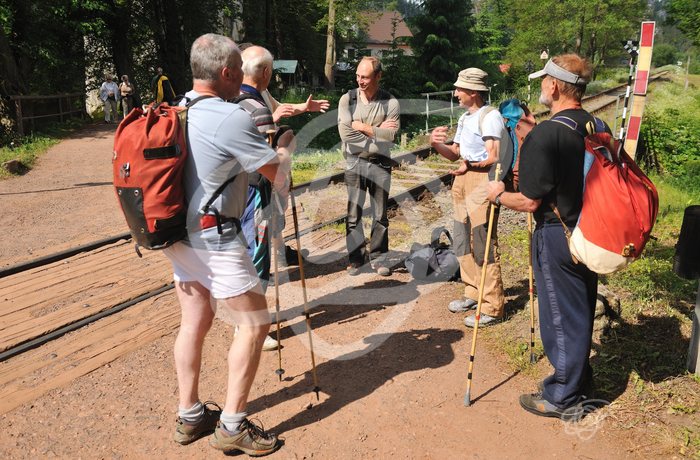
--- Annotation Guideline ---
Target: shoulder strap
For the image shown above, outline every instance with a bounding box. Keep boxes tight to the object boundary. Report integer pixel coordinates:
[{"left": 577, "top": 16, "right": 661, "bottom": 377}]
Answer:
[
  {"left": 232, "top": 92, "right": 264, "bottom": 105},
  {"left": 478, "top": 105, "right": 497, "bottom": 136},
  {"left": 348, "top": 88, "right": 358, "bottom": 119},
  {"left": 178, "top": 95, "right": 238, "bottom": 223},
  {"left": 551, "top": 114, "right": 605, "bottom": 137}
]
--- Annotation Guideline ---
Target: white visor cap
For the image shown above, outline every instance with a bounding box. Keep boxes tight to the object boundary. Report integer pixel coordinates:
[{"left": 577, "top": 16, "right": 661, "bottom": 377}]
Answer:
[{"left": 528, "top": 59, "right": 588, "bottom": 85}]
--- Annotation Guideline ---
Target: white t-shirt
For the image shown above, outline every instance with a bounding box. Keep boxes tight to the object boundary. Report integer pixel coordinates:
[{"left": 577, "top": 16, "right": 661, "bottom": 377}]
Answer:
[
  {"left": 454, "top": 106, "right": 504, "bottom": 162},
  {"left": 181, "top": 91, "right": 277, "bottom": 251}
]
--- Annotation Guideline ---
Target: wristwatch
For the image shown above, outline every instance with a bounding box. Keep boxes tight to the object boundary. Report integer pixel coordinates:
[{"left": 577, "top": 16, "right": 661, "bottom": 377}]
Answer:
[{"left": 495, "top": 191, "right": 504, "bottom": 206}]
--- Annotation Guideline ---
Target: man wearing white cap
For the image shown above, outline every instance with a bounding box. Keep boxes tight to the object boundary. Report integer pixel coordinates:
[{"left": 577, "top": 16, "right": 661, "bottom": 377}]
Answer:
[
  {"left": 487, "top": 54, "right": 609, "bottom": 418},
  {"left": 430, "top": 67, "right": 506, "bottom": 327}
]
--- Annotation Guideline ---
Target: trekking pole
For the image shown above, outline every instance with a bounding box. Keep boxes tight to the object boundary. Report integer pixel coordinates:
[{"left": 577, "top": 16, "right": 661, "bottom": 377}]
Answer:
[
  {"left": 288, "top": 173, "right": 321, "bottom": 400},
  {"left": 527, "top": 212, "right": 536, "bottom": 364},
  {"left": 464, "top": 164, "right": 501, "bottom": 407},
  {"left": 266, "top": 130, "right": 285, "bottom": 381},
  {"left": 271, "top": 210, "right": 285, "bottom": 381}
]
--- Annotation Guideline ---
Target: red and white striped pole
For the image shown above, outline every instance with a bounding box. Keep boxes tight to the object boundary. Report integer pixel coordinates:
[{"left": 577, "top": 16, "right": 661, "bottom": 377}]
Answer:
[{"left": 624, "top": 21, "right": 656, "bottom": 159}]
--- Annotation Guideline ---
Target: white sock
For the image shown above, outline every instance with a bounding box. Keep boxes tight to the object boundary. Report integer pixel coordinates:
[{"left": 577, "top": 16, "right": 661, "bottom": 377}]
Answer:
[
  {"left": 178, "top": 401, "right": 204, "bottom": 423},
  {"left": 220, "top": 411, "right": 247, "bottom": 433}
]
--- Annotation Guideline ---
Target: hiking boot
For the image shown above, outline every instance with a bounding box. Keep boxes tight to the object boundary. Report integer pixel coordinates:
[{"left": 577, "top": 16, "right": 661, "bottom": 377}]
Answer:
[
  {"left": 464, "top": 313, "right": 500, "bottom": 328},
  {"left": 283, "top": 245, "right": 308, "bottom": 266},
  {"left": 347, "top": 262, "right": 363, "bottom": 276},
  {"left": 262, "top": 335, "right": 279, "bottom": 352},
  {"left": 173, "top": 401, "right": 222, "bottom": 445},
  {"left": 376, "top": 265, "right": 391, "bottom": 276},
  {"left": 519, "top": 393, "right": 584, "bottom": 420},
  {"left": 209, "top": 419, "right": 280, "bottom": 456},
  {"left": 371, "top": 261, "right": 391, "bottom": 276},
  {"left": 537, "top": 379, "right": 596, "bottom": 399},
  {"left": 448, "top": 298, "right": 477, "bottom": 313}
]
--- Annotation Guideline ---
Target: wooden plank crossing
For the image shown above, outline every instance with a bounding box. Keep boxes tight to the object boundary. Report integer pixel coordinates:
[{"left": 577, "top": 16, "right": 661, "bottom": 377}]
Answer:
[{"left": 0, "top": 241, "right": 172, "bottom": 353}]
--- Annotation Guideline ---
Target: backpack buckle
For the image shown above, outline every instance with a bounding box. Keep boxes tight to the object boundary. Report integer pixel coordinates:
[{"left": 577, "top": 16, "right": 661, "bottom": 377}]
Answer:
[{"left": 119, "top": 162, "right": 130, "bottom": 178}]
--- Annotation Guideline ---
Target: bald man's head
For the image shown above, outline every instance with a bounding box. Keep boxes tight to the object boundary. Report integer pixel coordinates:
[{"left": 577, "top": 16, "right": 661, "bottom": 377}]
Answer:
[{"left": 241, "top": 45, "right": 273, "bottom": 89}]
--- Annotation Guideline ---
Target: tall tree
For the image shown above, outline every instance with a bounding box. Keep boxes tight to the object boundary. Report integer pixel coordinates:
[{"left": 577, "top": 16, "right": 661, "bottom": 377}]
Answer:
[
  {"left": 504, "top": 0, "right": 645, "bottom": 79},
  {"left": 667, "top": 0, "right": 700, "bottom": 47},
  {"left": 410, "top": 0, "right": 477, "bottom": 91}
]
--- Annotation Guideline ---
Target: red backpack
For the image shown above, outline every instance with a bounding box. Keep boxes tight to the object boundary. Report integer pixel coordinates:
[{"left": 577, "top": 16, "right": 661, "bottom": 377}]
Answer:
[
  {"left": 112, "top": 97, "right": 213, "bottom": 252},
  {"left": 551, "top": 116, "right": 659, "bottom": 274}
]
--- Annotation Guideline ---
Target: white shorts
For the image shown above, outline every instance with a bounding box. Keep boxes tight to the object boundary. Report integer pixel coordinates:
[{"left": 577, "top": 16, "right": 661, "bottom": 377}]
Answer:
[{"left": 163, "top": 241, "right": 261, "bottom": 299}]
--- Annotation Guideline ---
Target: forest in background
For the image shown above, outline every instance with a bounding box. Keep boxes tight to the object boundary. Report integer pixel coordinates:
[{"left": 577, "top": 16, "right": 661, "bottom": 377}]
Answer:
[{"left": 0, "top": 0, "right": 698, "bottom": 131}]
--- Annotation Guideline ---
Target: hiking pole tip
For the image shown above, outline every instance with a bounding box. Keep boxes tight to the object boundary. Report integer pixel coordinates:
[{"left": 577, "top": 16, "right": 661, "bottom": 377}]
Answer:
[
  {"left": 464, "top": 390, "right": 472, "bottom": 407},
  {"left": 530, "top": 353, "right": 537, "bottom": 364},
  {"left": 275, "top": 368, "right": 285, "bottom": 381},
  {"left": 313, "top": 386, "right": 321, "bottom": 401}
]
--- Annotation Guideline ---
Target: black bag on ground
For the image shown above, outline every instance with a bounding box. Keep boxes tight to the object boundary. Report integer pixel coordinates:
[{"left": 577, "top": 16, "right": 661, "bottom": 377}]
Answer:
[{"left": 405, "top": 226, "right": 460, "bottom": 281}]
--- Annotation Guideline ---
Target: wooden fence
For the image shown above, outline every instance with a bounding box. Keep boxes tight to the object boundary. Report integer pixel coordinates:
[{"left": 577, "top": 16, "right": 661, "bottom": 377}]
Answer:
[{"left": 8, "top": 93, "right": 86, "bottom": 137}]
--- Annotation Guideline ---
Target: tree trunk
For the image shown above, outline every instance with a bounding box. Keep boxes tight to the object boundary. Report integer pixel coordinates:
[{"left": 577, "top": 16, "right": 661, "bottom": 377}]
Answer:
[
  {"left": 323, "top": 0, "right": 336, "bottom": 90},
  {"left": 150, "top": 0, "right": 188, "bottom": 95},
  {"left": 0, "top": 28, "right": 26, "bottom": 95},
  {"left": 107, "top": 1, "right": 134, "bottom": 84},
  {"left": 575, "top": 7, "right": 585, "bottom": 54}
]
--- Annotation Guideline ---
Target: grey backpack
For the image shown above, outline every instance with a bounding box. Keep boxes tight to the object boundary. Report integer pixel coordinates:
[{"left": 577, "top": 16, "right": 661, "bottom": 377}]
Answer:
[{"left": 405, "top": 226, "right": 460, "bottom": 282}]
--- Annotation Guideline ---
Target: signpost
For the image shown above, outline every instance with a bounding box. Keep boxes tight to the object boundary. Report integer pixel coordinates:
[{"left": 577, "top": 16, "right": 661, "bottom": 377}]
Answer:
[{"left": 623, "top": 21, "right": 655, "bottom": 159}]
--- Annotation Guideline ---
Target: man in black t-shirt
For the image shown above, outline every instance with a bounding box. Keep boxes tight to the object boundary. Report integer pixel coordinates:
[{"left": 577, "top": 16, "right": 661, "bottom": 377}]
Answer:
[{"left": 486, "top": 54, "right": 607, "bottom": 419}]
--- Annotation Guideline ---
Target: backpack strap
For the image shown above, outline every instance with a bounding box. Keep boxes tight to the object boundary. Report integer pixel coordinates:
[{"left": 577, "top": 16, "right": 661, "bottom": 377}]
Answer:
[
  {"left": 348, "top": 88, "right": 358, "bottom": 120},
  {"left": 180, "top": 95, "right": 241, "bottom": 234},
  {"left": 551, "top": 114, "right": 605, "bottom": 136},
  {"left": 548, "top": 112, "right": 605, "bottom": 265},
  {"left": 232, "top": 91, "right": 265, "bottom": 105},
  {"left": 430, "top": 226, "right": 453, "bottom": 248},
  {"left": 478, "top": 105, "right": 497, "bottom": 137}
]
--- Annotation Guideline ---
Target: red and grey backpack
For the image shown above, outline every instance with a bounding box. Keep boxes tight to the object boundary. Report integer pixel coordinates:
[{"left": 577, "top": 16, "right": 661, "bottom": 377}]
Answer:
[
  {"left": 112, "top": 96, "right": 235, "bottom": 254},
  {"left": 550, "top": 115, "right": 659, "bottom": 274}
]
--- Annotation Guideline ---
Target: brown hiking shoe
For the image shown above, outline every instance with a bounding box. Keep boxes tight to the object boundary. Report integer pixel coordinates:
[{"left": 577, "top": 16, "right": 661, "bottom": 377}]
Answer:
[
  {"left": 173, "top": 401, "right": 222, "bottom": 445},
  {"left": 209, "top": 418, "right": 280, "bottom": 456}
]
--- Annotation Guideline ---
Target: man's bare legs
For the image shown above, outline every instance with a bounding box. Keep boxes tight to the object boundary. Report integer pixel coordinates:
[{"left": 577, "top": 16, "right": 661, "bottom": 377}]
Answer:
[
  {"left": 173, "top": 280, "right": 270, "bottom": 413},
  {"left": 174, "top": 280, "right": 215, "bottom": 409},
  {"left": 220, "top": 289, "right": 270, "bottom": 413}
]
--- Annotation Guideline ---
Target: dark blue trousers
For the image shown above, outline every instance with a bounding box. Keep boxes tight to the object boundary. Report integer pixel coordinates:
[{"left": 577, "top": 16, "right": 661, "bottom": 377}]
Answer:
[{"left": 533, "top": 224, "right": 598, "bottom": 408}]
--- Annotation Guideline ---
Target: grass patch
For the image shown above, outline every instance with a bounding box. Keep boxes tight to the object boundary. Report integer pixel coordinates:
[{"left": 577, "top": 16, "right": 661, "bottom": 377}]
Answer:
[
  {"left": 0, "top": 136, "right": 59, "bottom": 178},
  {"left": 0, "top": 118, "right": 89, "bottom": 179},
  {"left": 291, "top": 149, "right": 344, "bottom": 184}
]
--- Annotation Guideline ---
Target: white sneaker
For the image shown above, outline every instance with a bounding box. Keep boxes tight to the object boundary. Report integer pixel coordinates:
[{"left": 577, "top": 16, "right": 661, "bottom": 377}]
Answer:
[{"left": 262, "top": 335, "right": 280, "bottom": 351}]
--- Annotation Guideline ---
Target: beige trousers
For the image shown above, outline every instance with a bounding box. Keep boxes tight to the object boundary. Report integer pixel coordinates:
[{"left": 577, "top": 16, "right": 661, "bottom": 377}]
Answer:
[{"left": 451, "top": 170, "right": 505, "bottom": 318}]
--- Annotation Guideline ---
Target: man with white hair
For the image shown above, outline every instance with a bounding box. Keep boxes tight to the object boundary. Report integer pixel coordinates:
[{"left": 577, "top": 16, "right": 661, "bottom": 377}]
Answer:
[
  {"left": 164, "top": 33, "right": 293, "bottom": 456},
  {"left": 235, "top": 45, "right": 284, "bottom": 352}
]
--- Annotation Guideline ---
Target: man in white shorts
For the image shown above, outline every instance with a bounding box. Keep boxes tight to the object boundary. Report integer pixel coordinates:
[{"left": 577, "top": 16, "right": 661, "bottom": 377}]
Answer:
[
  {"left": 430, "top": 68, "right": 506, "bottom": 327},
  {"left": 164, "top": 33, "right": 294, "bottom": 456}
]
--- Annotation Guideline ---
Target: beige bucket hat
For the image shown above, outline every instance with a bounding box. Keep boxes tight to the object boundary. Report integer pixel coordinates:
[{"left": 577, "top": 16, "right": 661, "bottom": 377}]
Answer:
[{"left": 453, "top": 68, "right": 489, "bottom": 91}]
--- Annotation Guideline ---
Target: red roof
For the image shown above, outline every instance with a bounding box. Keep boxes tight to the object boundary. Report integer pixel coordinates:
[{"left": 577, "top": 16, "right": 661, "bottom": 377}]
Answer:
[{"left": 364, "top": 11, "right": 413, "bottom": 45}]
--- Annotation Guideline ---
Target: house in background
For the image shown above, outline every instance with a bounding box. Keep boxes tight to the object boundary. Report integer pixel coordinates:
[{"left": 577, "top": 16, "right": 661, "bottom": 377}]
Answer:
[{"left": 342, "top": 10, "right": 413, "bottom": 63}]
